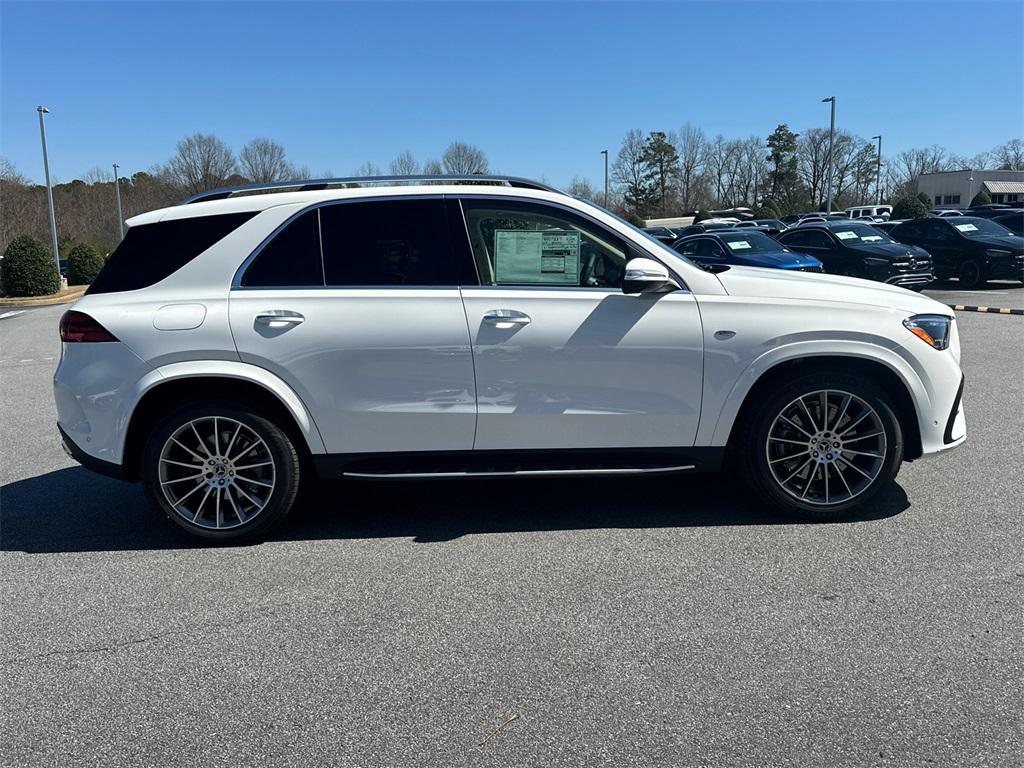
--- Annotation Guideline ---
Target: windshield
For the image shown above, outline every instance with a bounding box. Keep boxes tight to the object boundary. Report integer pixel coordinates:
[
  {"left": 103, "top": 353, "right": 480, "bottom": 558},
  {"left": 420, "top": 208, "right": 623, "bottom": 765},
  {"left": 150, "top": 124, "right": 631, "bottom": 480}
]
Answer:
[
  {"left": 717, "top": 231, "right": 787, "bottom": 254},
  {"left": 952, "top": 218, "right": 1015, "bottom": 238},
  {"left": 830, "top": 223, "right": 894, "bottom": 245}
]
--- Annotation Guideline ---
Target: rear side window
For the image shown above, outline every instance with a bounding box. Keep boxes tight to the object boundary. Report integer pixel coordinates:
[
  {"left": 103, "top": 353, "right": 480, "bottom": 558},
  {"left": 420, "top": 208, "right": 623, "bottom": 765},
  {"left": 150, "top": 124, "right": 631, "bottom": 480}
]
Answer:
[
  {"left": 320, "top": 199, "right": 471, "bottom": 286},
  {"left": 242, "top": 211, "right": 323, "bottom": 287},
  {"left": 87, "top": 212, "right": 256, "bottom": 294}
]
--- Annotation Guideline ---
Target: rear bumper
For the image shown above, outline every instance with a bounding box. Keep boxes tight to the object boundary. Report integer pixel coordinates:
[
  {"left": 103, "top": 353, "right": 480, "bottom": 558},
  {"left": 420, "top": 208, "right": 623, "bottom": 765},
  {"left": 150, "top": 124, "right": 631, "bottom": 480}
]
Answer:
[{"left": 58, "top": 423, "right": 127, "bottom": 480}]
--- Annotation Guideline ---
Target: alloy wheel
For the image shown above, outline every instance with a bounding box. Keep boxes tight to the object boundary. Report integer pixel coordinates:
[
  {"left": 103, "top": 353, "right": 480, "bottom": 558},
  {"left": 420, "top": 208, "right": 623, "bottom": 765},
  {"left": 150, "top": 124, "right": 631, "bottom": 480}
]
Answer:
[
  {"left": 157, "top": 416, "right": 276, "bottom": 530},
  {"left": 765, "top": 389, "right": 886, "bottom": 506}
]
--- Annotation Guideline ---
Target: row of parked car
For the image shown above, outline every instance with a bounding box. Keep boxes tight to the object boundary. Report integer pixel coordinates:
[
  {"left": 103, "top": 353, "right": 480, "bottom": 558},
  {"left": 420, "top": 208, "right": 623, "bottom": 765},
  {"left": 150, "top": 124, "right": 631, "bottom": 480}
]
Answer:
[{"left": 643, "top": 205, "right": 1024, "bottom": 290}]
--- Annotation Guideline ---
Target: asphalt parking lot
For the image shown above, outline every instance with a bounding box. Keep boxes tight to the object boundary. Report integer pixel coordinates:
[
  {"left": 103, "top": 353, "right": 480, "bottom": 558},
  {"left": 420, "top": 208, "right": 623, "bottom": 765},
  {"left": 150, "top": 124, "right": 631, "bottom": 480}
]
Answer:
[{"left": 1, "top": 301, "right": 1021, "bottom": 768}]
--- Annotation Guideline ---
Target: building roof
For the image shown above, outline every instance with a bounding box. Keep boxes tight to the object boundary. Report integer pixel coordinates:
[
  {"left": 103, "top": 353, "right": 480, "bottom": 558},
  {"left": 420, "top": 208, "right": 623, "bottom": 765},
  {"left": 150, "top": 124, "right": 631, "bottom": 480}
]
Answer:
[{"left": 983, "top": 180, "right": 1024, "bottom": 194}]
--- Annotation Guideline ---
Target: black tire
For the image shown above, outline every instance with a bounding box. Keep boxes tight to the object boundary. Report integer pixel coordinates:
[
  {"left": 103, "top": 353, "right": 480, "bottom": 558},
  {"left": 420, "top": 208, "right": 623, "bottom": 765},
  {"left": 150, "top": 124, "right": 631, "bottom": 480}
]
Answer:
[
  {"left": 957, "top": 259, "right": 984, "bottom": 289},
  {"left": 142, "top": 402, "right": 302, "bottom": 543},
  {"left": 737, "top": 372, "right": 903, "bottom": 521}
]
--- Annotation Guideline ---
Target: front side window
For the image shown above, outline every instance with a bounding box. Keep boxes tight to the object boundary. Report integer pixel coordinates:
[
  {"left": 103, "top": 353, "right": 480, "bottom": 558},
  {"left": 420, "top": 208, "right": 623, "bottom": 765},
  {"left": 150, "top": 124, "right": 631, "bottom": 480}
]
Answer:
[
  {"left": 802, "top": 230, "right": 834, "bottom": 249},
  {"left": 460, "top": 199, "right": 629, "bottom": 288}
]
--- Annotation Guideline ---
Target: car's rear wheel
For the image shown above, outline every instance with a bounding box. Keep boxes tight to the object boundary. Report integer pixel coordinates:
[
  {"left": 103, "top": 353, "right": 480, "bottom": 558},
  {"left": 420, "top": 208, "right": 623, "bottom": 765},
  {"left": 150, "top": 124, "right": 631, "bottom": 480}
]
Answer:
[
  {"left": 957, "top": 259, "right": 984, "bottom": 289},
  {"left": 739, "top": 373, "right": 903, "bottom": 520},
  {"left": 142, "top": 403, "right": 301, "bottom": 542}
]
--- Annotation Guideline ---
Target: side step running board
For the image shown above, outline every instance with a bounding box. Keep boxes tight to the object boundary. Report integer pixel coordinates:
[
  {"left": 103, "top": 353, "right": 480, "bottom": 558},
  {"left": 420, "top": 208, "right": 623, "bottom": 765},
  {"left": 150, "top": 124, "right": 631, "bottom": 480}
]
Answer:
[{"left": 343, "top": 464, "right": 696, "bottom": 479}]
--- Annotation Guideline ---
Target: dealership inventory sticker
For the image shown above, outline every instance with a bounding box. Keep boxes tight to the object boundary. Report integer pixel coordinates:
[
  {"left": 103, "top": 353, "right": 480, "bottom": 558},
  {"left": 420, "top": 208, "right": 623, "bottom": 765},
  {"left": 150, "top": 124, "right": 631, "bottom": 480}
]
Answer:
[
  {"left": 726, "top": 240, "right": 752, "bottom": 250},
  {"left": 495, "top": 229, "right": 580, "bottom": 284},
  {"left": 835, "top": 231, "right": 858, "bottom": 240},
  {"left": 955, "top": 223, "right": 979, "bottom": 233}
]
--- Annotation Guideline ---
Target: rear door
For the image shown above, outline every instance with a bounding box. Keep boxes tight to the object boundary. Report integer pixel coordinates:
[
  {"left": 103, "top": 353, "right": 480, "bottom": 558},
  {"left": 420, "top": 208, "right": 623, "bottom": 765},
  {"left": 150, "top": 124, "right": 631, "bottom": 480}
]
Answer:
[
  {"left": 455, "top": 196, "right": 704, "bottom": 451},
  {"left": 924, "top": 219, "right": 963, "bottom": 275},
  {"left": 229, "top": 197, "right": 479, "bottom": 454}
]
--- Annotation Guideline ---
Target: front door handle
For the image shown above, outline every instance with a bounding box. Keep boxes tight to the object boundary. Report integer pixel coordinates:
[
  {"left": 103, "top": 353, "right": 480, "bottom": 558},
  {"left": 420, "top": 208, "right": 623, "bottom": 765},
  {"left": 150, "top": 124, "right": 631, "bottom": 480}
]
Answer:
[
  {"left": 482, "top": 309, "right": 531, "bottom": 328},
  {"left": 255, "top": 310, "right": 305, "bottom": 328}
]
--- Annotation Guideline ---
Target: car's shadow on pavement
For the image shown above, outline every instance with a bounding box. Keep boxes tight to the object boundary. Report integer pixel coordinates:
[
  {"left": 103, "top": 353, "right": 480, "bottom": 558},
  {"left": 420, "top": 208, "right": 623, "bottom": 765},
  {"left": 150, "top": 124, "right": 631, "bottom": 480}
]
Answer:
[{"left": 0, "top": 466, "right": 910, "bottom": 554}]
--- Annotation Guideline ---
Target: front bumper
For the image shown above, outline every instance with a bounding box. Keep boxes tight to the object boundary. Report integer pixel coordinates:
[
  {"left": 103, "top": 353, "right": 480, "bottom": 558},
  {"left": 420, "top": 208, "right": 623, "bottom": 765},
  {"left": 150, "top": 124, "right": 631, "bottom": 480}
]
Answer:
[{"left": 885, "top": 270, "right": 934, "bottom": 289}]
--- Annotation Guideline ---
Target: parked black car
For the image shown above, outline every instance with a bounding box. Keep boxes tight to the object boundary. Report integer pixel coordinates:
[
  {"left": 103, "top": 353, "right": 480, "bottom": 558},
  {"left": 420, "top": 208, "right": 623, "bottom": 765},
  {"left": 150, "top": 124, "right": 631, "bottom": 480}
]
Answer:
[
  {"left": 992, "top": 211, "right": 1024, "bottom": 235},
  {"left": 642, "top": 226, "right": 677, "bottom": 244},
  {"left": 888, "top": 216, "right": 1024, "bottom": 288},
  {"left": 870, "top": 219, "right": 907, "bottom": 234},
  {"left": 753, "top": 218, "right": 787, "bottom": 234},
  {"left": 776, "top": 221, "right": 934, "bottom": 289},
  {"left": 673, "top": 222, "right": 736, "bottom": 237},
  {"left": 963, "top": 204, "right": 1015, "bottom": 219}
]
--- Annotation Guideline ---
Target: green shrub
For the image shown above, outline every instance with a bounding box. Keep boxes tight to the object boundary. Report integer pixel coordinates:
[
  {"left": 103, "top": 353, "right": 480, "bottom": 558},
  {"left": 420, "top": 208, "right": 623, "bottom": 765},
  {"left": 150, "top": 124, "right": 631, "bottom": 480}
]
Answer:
[
  {"left": 67, "top": 242, "right": 105, "bottom": 285},
  {"left": 1, "top": 235, "right": 60, "bottom": 297},
  {"left": 753, "top": 203, "right": 780, "bottom": 218},
  {"left": 891, "top": 195, "right": 929, "bottom": 220},
  {"left": 695, "top": 209, "right": 712, "bottom": 223},
  {"left": 970, "top": 190, "right": 991, "bottom": 207},
  {"left": 916, "top": 191, "right": 933, "bottom": 208}
]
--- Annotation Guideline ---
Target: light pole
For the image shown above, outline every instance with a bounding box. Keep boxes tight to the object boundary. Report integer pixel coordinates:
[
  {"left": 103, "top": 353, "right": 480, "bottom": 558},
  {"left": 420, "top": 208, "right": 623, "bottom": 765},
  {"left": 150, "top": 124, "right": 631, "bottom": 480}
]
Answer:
[
  {"left": 36, "top": 106, "right": 60, "bottom": 273},
  {"left": 822, "top": 96, "right": 836, "bottom": 213},
  {"left": 600, "top": 149, "right": 609, "bottom": 208},
  {"left": 871, "top": 135, "right": 882, "bottom": 205},
  {"left": 112, "top": 163, "right": 124, "bottom": 240}
]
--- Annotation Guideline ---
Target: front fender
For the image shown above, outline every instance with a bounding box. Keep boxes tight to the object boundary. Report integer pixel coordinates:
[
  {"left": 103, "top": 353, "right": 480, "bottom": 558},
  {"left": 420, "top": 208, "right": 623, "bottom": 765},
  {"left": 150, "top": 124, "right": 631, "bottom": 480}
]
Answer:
[{"left": 702, "top": 339, "right": 930, "bottom": 447}]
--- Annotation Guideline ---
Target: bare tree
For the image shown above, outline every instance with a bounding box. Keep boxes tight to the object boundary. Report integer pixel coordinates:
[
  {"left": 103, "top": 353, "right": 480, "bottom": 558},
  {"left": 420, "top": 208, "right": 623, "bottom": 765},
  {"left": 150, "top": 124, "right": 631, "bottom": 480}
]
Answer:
[
  {"left": 353, "top": 161, "right": 382, "bottom": 177},
  {"left": 675, "top": 124, "right": 708, "bottom": 211},
  {"left": 422, "top": 159, "right": 443, "bottom": 175},
  {"left": 566, "top": 176, "right": 599, "bottom": 203},
  {"left": 389, "top": 151, "right": 419, "bottom": 176},
  {"left": 442, "top": 142, "right": 489, "bottom": 174},
  {"left": 239, "top": 138, "right": 292, "bottom": 183},
  {"left": 612, "top": 129, "right": 652, "bottom": 219},
  {"left": 991, "top": 138, "right": 1024, "bottom": 170},
  {"left": 161, "top": 133, "right": 237, "bottom": 195}
]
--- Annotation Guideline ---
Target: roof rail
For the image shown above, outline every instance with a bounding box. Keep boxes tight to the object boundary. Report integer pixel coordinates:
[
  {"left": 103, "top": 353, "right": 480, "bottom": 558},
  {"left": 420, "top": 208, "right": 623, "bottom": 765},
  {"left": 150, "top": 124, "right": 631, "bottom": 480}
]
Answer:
[{"left": 180, "top": 174, "right": 562, "bottom": 205}]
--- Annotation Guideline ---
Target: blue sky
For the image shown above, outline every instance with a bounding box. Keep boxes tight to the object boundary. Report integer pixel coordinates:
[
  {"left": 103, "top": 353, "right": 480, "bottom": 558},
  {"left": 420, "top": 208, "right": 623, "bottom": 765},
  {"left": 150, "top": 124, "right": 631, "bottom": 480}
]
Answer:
[{"left": 2, "top": 1, "right": 1022, "bottom": 187}]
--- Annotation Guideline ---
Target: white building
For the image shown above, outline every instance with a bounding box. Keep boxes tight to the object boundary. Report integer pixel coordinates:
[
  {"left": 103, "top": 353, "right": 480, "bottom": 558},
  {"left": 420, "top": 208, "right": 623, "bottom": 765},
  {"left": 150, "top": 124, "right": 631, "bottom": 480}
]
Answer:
[{"left": 917, "top": 169, "right": 1024, "bottom": 209}]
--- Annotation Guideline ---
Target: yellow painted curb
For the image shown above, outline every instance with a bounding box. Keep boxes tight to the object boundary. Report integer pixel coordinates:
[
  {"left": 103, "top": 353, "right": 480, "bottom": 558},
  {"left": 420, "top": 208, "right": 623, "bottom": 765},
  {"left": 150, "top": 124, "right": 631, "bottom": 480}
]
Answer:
[{"left": 0, "top": 287, "right": 87, "bottom": 307}]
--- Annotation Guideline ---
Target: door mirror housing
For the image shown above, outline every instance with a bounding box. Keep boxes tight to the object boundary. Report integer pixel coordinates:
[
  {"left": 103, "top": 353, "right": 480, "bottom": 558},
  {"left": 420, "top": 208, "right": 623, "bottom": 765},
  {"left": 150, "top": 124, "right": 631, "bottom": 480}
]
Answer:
[{"left": 622, "top": 257, "right": 678, "bottom": 294}]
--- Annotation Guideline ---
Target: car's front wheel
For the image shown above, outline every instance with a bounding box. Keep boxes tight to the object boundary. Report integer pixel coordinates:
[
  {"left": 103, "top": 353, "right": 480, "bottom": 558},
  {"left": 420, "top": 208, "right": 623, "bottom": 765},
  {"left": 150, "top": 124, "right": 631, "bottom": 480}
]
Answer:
[
  {"left": 957, "top": 259, "right": 984, "bottom": 289},
  {"left": 142, "top": 403, "right": 302, "bottom": 542},
  {"left": 740, "top": 373, "right": 904, "bottom": 520}
]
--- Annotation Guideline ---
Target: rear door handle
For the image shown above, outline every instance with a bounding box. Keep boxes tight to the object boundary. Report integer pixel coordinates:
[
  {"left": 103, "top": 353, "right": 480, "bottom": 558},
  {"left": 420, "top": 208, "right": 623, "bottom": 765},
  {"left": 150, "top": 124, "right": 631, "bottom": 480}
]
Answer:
[
  {"left": 255, "top": 310, "right": 305, "bottom": 328},
  {"left": 482, "top": 309, "right": 531, "bottom": 327}
]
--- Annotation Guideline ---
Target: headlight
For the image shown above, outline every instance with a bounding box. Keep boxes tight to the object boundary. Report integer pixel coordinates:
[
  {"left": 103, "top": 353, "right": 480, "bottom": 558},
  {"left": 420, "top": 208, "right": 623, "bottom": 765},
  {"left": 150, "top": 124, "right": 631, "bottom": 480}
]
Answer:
[
  {"left": 985, "top": 248, "right": 1012, "bottom": 258},
  {"left": 903, "top": 314, "right": 952, "bottom": 350}
]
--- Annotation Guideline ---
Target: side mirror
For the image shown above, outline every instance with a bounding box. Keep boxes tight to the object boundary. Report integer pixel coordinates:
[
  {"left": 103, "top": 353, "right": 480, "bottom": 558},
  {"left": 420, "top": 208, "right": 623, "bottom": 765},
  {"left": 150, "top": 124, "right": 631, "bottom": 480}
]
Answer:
[{"left": 622, "top": 257, "right": 677, "bottom": 295}]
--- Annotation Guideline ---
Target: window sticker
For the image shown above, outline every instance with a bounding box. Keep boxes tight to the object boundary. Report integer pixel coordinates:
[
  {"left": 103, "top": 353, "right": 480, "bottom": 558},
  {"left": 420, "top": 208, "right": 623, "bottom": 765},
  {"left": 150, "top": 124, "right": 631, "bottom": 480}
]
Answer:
[
  {"left": 955, "top": 223, "right": 978, "bottom": 233},
  {"left": 861, "top": 234, "right": 883, "bottom": 242},
  {"left": 494, "top": 229, "right": 580, "bottom": 284},
  {"left": 835, "top": 231, "right": 858, "bottom": 240},
  {"left": 726, "top": 240, "right": 752, "bottom": 250}
]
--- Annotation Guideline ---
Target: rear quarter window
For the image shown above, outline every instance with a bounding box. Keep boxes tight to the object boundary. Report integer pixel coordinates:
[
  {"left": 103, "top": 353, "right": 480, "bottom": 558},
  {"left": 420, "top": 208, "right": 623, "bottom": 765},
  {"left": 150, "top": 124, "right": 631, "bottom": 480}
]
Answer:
[{"left": 87, "top": 211, "right": 257, "bottom": 294}]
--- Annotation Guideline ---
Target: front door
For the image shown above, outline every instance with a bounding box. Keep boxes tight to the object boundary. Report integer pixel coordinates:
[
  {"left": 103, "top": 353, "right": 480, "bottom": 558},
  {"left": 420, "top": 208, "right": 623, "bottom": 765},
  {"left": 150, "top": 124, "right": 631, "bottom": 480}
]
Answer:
[
  {"left": 229, "top": 197, "right": 479, "bottom": 455},
  {"left": 455, "top": 197, "right": 704, "bottom": 451}
]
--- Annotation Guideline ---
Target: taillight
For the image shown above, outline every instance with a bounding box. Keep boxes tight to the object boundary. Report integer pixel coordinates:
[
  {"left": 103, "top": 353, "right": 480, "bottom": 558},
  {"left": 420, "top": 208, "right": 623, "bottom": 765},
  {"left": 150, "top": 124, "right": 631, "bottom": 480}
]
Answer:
[{"left": 59, "top": 310, "right": 118, "bottom": 342}]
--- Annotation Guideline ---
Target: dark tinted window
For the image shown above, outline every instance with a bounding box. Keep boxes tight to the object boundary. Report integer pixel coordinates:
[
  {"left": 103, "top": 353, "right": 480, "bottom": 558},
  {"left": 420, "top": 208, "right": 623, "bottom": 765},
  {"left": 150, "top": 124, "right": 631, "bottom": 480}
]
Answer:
[
  {"left": 802, "top": 230, "right": 834, "bottom": 248},
  {"left": 779, "top": 230, "right": 808, "bottom": 247},
  {"left": 320, "top": 199, "right": 471, "bottom": 286},
  {"left": 242, "top": 210, "right": 323, "bottom": 287},
  {"left": 892, "top": 220, "right": 927, "bottom": 240},
  {"left": 88, "top": 211, "right": 257, "bottom": 294}
]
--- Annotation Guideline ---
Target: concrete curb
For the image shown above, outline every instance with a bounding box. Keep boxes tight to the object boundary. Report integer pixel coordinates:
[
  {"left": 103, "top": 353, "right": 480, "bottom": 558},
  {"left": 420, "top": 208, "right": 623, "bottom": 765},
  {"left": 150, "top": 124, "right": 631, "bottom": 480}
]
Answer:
[
  {"left": 948, "top": 304, "right": 1024, "bottom": 315},
  {"left": 0, "top": 287, "right": 86, "bottom": 308}
]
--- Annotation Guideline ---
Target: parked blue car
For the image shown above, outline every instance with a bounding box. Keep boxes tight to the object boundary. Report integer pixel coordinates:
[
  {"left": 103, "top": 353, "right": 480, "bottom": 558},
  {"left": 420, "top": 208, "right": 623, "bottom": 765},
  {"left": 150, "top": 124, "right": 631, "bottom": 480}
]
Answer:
[{"left": 672, "top": 230, "right": 824, "bottom": 272}]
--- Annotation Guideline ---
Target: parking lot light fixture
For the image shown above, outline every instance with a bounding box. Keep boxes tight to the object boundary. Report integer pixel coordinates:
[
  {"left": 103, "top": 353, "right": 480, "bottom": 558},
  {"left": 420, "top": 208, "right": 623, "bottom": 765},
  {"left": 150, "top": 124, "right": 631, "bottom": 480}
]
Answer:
[
  {"left": 113, "top": 163, "right": 124, "bottom": 240},
  {"left": 601, "top": 149, "right": 609, "bottom": 208},
  {"left": 36, "top": 106, "right": 61, "bottom": 274},
  {"left": 822, "top": 96, "right": 836, "bottom": 213},
  {"left": 871, "top": 135, "right": 882, "bottom": 205}
]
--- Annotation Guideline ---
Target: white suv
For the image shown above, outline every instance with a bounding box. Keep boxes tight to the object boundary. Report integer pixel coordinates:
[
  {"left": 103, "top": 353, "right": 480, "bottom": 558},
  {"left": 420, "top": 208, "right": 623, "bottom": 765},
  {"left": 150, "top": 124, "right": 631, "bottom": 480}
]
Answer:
[{"left": 54, "top": 175, "right": 967, "bottom": 541}]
